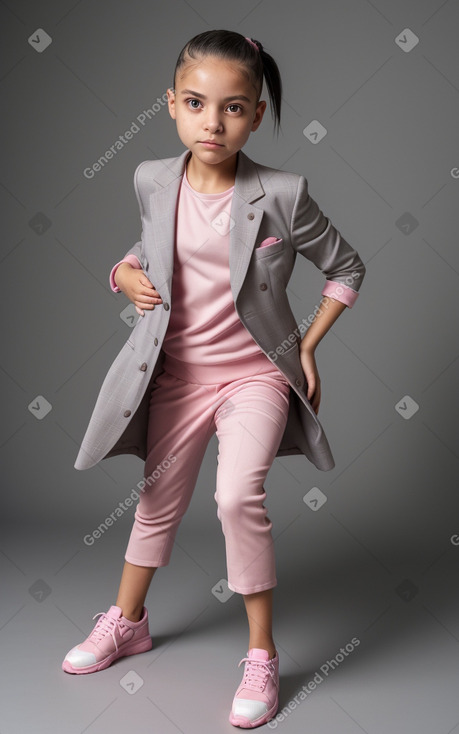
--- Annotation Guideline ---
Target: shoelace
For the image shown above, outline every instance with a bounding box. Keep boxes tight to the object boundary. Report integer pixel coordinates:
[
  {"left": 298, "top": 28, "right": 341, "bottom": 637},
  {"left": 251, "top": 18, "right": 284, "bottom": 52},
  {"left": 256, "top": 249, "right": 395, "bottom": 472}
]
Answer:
[
  {"left": 88, "top": 612, "right": 125, "bottom": 653},
  {"left": 237, "top": 656, "right": 277, "bottom": 692}
]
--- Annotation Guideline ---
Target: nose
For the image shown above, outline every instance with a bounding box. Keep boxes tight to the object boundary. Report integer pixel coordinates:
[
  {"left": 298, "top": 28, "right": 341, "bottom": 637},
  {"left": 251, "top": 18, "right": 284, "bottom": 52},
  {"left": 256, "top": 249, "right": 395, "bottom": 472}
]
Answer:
[{"left": 203, "top": 106, "right": 223, "bottom": 133}]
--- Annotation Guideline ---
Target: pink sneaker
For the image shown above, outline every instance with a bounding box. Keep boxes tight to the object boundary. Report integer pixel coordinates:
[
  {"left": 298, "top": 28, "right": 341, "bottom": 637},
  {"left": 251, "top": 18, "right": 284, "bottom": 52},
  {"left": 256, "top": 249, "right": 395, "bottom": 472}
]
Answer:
[
  {"left": 229, "top": 648, "right": 279, "bottom": 728},
  {"left": 62, "top": 605, "right": 152, "bottom": 674}
]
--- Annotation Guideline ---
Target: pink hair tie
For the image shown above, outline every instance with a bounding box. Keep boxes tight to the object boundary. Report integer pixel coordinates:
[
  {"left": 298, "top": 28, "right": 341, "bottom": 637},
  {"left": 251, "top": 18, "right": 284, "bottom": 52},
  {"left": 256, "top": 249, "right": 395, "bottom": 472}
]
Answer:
[{"left": 245, "top": 37, "right": 259, "bottom": 52}]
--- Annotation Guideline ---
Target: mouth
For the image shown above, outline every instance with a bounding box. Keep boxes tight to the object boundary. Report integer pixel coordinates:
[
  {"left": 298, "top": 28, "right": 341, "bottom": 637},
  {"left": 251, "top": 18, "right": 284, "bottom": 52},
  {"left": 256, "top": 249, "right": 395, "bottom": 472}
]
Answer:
[{"left": 199, "top": 141, "right": 223, "bottom": 147}]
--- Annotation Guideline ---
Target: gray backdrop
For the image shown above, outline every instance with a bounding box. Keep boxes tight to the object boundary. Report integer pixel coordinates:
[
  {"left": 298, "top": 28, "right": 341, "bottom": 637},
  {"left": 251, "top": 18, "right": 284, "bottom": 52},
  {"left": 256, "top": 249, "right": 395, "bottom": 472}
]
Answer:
[{"left": 1, "top": 1, "right": 458, "bottom": 732}]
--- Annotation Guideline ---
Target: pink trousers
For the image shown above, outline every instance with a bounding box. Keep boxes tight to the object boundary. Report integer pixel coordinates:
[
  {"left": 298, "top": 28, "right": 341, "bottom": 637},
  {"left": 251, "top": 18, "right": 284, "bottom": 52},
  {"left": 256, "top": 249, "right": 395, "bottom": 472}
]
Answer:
[{"left": 124, "top": 351, "right": 291, "bottom": 594}]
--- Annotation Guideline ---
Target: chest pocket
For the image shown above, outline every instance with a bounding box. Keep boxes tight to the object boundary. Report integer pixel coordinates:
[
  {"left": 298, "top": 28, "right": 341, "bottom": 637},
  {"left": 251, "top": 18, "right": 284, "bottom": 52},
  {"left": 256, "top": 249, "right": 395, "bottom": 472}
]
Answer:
[{"left": 254, "top": 237, "right": 284, "bottom": 258}]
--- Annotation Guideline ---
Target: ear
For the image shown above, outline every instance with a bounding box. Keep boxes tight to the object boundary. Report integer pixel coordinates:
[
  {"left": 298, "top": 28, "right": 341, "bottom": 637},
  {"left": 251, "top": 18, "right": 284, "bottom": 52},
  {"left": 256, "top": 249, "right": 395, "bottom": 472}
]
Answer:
[
  {"left": 251, "top": 100, "right": 267, "bottom": 132},
  {"left": 167, "top": 88, "right": 176, "bottom": 119}
]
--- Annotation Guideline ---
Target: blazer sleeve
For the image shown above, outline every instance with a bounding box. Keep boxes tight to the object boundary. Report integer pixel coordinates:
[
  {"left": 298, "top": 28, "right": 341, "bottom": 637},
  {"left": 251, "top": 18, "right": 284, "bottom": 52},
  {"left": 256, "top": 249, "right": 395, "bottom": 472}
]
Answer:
[
  {"left": 290, "top": 175, "right": 366, "bottom": 308},
  {"left": 108, "top": 161, "right": 149, "bottom": 293}
]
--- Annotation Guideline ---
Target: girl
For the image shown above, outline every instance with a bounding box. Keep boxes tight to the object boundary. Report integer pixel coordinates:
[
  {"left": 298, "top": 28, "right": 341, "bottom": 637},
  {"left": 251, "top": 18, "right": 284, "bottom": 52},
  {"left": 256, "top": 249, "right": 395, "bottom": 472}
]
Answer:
[{"left": 63, "top": 29, "right": 366, "bottom": 729}]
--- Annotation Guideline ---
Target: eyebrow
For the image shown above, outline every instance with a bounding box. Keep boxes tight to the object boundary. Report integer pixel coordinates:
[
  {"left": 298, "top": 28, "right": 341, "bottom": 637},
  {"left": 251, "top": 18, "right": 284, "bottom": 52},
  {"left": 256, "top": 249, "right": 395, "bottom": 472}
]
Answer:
[{"left": 180, "top": 89, "right": 252, "bottom": 103}]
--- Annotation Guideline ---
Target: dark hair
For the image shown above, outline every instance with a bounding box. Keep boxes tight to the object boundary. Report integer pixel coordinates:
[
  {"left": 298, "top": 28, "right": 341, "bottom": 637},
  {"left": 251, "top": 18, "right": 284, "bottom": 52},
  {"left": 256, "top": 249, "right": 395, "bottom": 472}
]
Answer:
[{"left": 172, "top": 29, "right": 282, "bottom": 136}]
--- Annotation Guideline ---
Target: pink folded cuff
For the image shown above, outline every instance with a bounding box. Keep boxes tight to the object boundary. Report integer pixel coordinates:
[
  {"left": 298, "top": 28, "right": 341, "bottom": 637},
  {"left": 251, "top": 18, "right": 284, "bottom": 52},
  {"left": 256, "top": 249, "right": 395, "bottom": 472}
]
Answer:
[
  {"left": 109, "top": 254, "right": 142, "bottom": 292},
  {"left": 321, "top": 280, "right": 359, "bottom": 308}
]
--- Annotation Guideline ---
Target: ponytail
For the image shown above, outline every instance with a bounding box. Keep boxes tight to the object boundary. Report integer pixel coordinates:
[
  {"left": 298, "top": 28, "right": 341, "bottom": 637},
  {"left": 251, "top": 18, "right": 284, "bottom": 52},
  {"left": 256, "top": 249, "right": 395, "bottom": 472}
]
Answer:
[{"left": 244, "top": 36, "right": 282, "bottom": 137}]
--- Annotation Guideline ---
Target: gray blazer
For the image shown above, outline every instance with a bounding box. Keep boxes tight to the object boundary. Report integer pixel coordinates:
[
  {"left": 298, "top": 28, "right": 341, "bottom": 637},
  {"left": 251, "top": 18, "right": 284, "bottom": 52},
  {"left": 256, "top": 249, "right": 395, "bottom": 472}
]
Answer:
[{"left": 74, "top": 148, "right": 366, "bottom": 472}]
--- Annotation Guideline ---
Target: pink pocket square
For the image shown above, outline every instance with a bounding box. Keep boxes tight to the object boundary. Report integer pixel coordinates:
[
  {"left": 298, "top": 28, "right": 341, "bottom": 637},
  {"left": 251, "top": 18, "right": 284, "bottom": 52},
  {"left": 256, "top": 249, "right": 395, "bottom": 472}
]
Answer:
[{"left": 259, "top": 236, "right": 282, "bottom": 248}]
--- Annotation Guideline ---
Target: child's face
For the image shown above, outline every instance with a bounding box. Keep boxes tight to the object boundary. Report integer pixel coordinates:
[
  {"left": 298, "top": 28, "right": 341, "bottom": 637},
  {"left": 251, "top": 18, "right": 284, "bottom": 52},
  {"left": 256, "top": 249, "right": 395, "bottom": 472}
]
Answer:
[{"left": 167, "top": 55, "right": 266, "bottom": 165}]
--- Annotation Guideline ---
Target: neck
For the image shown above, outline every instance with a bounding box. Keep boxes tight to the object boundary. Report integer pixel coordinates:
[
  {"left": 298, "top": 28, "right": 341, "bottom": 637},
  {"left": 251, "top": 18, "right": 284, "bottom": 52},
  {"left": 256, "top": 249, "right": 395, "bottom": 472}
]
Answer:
[{"left": 185, "top": 151, "right": 238, "bottom": 193}]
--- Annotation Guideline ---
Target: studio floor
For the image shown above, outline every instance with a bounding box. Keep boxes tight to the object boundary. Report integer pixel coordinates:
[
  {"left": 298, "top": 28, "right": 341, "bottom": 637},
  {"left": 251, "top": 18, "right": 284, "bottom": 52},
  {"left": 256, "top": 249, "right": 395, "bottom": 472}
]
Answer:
[{"left": 0, "top": 516, "right": 457, "bottom": 734}]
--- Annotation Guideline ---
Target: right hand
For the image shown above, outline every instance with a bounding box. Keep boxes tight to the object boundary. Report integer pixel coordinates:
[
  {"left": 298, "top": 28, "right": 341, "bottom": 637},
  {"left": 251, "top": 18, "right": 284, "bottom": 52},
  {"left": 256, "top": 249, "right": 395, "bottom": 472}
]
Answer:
[{"left": 114, "top": 263, "right": 163, "bottom": 317}]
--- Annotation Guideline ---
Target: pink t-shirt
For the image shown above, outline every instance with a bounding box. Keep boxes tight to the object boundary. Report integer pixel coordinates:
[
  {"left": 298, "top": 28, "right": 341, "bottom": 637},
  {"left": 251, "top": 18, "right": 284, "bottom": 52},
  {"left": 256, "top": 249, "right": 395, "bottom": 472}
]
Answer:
[{"left": 160, "top": 165, "right": 278, "bottom": 366}]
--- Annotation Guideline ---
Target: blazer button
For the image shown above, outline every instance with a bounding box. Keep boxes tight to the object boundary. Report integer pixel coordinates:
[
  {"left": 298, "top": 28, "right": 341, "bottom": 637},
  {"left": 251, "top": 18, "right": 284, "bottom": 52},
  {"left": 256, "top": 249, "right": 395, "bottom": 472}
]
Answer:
[
  {"left": 247, "top": 212, "right": 255, "bottom": 220},
  {"left": 123, "top": 409, "right": 131, "bottom": 417},
  {"left": 163, "top": 302, "right": 170, "bottom": 311},
  {"left": 260, "top": 282, "right": 268, "bottom": 291},
  {"left": 295, "top": 378, "right": 302, "bottom": 386},
  {"left": 140, "top": 362, "right": 147, "bottom": 371},
  {"left": 154, "top": 337, "right": 158, "bottom": 345}
]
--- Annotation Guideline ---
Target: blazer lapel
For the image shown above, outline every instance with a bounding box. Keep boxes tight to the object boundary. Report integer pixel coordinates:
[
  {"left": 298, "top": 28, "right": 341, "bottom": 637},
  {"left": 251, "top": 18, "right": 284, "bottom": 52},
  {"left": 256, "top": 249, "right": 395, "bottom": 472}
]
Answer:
[{"left": 147, "top": 148, "right": 266, "bottom": 304}]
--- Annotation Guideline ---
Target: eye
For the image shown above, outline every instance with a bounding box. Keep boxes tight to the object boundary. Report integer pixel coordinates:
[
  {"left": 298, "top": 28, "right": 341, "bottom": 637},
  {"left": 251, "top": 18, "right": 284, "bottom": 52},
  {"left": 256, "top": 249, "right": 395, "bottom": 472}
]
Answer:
[
  {"left": 186, "top": 98, "right": 202, "bottom": 109},
  {"left": 227, "top": 104, "right": 242, "bottom": 113}
]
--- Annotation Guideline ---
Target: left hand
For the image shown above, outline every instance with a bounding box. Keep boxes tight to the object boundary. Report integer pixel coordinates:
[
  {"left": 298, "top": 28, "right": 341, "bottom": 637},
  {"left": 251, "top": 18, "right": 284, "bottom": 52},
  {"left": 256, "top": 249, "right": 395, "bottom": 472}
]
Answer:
[{"left": 299, "top": 348, "right": 321, "bottom": 414}]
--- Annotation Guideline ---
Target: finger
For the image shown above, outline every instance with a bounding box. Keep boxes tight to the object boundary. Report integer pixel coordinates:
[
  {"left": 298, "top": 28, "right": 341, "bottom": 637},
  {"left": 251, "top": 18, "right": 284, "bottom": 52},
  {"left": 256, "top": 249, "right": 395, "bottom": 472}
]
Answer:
[
  {"left": 135, "top": 305, "right": 145, "bottom": 317},
  {"left": 135, "top": 299, "right": 155, "bottom": 310},
  {"left": 139, "top": 286, "right": 162, "bottom": 301},
  {"left": 312, "top": 387, "right": 321, "bottom": 414},
  {"left": 306, "top": 377, "right": 315, "bottom": 402},
  {"left": 134, "top": 296, "right": 153, "bottom": 310},
  {"left": 135, "top": 291, "right": 159, "bottom": 305},
  {"left": 139, "top": 276, "right": 162, "bottom": 299},
  {"left": 312, "top": 393, "right": 320, "bottom": 414},
  {"left": 138, "top": 274, "right": 155, "bottom": 289}
]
